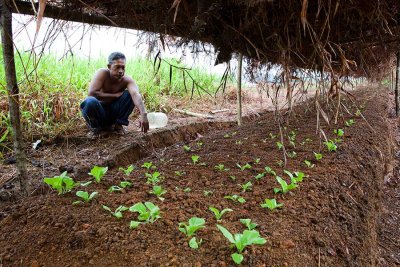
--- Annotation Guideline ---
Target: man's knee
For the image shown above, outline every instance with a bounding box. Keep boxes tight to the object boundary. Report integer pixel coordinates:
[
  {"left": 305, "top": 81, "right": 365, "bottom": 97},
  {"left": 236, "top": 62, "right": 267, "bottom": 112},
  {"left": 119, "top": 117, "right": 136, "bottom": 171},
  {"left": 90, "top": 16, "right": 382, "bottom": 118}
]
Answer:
[{"left": 81, "top": 96, "right": 100, "bottom": 110}]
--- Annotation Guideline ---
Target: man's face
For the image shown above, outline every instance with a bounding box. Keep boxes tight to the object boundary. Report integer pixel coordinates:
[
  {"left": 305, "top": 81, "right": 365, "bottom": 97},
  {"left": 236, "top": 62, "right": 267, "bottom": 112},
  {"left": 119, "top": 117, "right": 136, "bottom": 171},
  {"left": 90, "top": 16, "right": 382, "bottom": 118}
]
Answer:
[{"left": 108, "top": 58, "right": 126, "bottom": 80}]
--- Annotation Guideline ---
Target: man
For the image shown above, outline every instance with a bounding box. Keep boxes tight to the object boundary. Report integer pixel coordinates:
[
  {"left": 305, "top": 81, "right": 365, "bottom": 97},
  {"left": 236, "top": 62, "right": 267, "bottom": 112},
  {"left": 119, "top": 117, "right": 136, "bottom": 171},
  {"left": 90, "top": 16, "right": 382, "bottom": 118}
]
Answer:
[{"left": 80, "top": 52, "right": 149, "bottom": 138}]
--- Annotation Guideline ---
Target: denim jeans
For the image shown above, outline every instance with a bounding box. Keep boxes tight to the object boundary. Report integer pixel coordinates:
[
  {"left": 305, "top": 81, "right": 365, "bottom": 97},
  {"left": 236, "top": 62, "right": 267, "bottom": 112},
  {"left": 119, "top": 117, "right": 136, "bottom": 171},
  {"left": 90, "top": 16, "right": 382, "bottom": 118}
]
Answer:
[{"left": 80, "top": 90, "right": 134, "bottom": 131}]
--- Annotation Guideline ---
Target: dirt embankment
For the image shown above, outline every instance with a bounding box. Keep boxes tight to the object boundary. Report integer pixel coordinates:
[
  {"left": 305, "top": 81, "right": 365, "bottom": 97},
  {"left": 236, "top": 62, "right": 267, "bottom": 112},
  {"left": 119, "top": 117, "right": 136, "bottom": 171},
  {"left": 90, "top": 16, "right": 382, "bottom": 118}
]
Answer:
[{"left": 0, "top": 87, "right": 394, "bottom": 266}]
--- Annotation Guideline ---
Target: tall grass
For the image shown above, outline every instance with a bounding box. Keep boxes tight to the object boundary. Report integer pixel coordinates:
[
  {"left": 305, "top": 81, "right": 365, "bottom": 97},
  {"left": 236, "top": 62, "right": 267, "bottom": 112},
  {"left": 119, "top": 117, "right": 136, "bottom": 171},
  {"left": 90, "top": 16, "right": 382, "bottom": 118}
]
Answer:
[{"left": 0, "top": 48, "right": 228, "bottom": 149}]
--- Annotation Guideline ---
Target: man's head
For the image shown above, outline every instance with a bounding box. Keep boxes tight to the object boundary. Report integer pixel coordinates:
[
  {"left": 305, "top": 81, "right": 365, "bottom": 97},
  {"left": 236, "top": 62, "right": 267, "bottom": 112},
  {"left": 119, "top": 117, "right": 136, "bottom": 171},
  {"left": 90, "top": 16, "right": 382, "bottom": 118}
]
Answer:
[{"left": 107, "top": 52, "right": 126, "bottom": 80}]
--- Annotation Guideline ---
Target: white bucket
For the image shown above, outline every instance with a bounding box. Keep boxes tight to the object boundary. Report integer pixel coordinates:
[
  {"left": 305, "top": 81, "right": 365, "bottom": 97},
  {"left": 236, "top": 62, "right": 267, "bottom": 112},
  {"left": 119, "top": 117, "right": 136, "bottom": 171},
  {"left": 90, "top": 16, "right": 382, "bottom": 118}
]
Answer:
[{"left": 147, "top": 112, "right": 168, "bottom": 129}]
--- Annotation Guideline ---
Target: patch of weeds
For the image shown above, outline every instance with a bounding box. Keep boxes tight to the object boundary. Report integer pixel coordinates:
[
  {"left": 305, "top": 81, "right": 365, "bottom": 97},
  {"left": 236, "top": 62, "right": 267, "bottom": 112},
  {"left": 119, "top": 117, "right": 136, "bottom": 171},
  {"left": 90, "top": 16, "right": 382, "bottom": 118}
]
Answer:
[
  {"left": 43, "top": 172, "right": 78, "bottom": 194},
  {"left": 224, "top": 194, "right": 246, "bottom": 204},
  {"left": 216, "top": 225, "right": 266, "bottom": 265},
  {"left": 102, "top": 205, "right": 128, "bottom": 219},
  {"left": 254, "top": 158, "right": 261, "bottom": 164},
  {"left": 73, "top": 191, "right": 98, "bottom": 205},
  {"left": 260, "top": 198, "right": 283, "bottom": 210},
  {"left": 89, "top": 166, "right": 108, "bottom": 183},
  {"left": 118, "top": 165, "right": 135, "bottom": 176},
  {"left": 209, "top": 207, "right": 233, "bottom": 222}
]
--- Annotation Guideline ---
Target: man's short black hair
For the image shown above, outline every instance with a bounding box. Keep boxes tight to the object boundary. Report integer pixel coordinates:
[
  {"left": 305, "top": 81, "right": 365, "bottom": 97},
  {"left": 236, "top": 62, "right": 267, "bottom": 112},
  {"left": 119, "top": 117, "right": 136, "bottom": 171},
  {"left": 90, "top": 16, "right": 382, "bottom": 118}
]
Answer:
[{"left": 108, "top": 52, "right": 126, "bottom": 65}]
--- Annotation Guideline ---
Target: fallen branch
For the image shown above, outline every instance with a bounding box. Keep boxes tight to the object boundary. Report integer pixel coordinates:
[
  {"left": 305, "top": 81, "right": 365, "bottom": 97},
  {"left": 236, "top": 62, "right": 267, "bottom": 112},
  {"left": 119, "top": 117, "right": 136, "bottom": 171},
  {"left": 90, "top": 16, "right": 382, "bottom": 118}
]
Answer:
[{"left": 173, "top": 109, "right": 214, "bottom": 119}]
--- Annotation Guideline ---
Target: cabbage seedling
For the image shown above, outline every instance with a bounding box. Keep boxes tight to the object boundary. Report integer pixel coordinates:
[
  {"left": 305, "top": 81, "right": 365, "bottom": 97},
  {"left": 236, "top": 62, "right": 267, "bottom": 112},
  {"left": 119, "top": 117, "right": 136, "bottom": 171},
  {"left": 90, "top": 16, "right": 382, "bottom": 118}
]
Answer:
[
  {"left": 183, "top": 145, "right": 191, "bottom": 152},
  {"left": 273, "top": 176, "right": 297, "bottom": 194},
  {"left": 203, "top": 190, "right": 213, "bottom": 196},
  {"left": 255, "top": 172, "right": 265, "bottom": 180},
  {"left": 145, "top": 171, "right": 162, "bottom": 185},
  {"left": 129, "top": 202, "right": 161, "bottom": 223},
  {"left": 241, "top": 181, "right": 252, "bottom": 192},
  {"left": 345, "top": 119, "right": 355, "bottom": 127},
  {"left": 43, "top": 171, "right": 78, "bottom": 194},
  {"left": 108, "top": 181, "right": 132, "bottom": 193},
  {"left": 254, "top": 158, "right": 261, "bottom": 164},
  {"left": 118, "top": 165, "right": 135, "bottom": 176},
  {"left": 129, "top": 221, "right": 141, "bottom": 229},
  {"left": 229, "top": 176, "right": 236, "bottom": 181},
  {"left": 209, "top": 207, "right": 233, "bottom": 222},
  {"left": 324, "top": 140, "right": 337, "bottom": 152},
  {"left": 150, "top": 185, "right": 167, "bottom": 200},
  {"left": 276, "top": 141, "right": 283, "bottom": 150},
  {"left": 73, "top": 191, "right": 98, "bottom": 204},
  {"left": 314, "top": 152, "right": 323, "bottom": 160},
  {"left": 269, "top": 133, "right": 277, "bottom": 139},
  {"left": 189, "top": 237, "right": 202, "bottom": 249},
  {"left": 240, "top": 219, "right": 258, "bottom": 230},
  {"left": 89, "top": 166, "right": 108, "bottom": 183},
  {"left": 216, "top": 225, "right": 266, "bottom": 265},
  {"left": 235, "top": 140, "right": 242, "bottom": 145},
  {"left": 304, "top": 160, "right": 315, "bottom": 168},
  {"left": 287, "top": 151, "right": 297, "bottom": 158},
  {"left": 215, "top": 164, "right": 229, "bottom": 171},
  {"left": 120, "top": 181, "right": 132, "bottom": 188},
  {"left": 236, "top": 163, "right": 251, "bottom": 171},
  {"left": 142, "top": 162, "right": 156, "bottom": 169},
  {"left": 334, "top": 128, "right": 344, "bottom": 137},
  {"left": 178, "top": 217, "right": 205, "bottom": 237},
  {"left": 191, "top": 155, "right": 200, "bottom": 164},
  {"left": 284, "top": 170, "right": 305, "bottom": 183},
  {"left": 224, "top": 195, "right": 246, "bottom": 204},
  {"left": 264, "top": 166, "right": 276, "bottom": 176},
  {"left": 102, "top": 205, "right": 128, "bottom": 219},
  {"left": 261, "top": 198, "right": 283, "bottom": 210}
]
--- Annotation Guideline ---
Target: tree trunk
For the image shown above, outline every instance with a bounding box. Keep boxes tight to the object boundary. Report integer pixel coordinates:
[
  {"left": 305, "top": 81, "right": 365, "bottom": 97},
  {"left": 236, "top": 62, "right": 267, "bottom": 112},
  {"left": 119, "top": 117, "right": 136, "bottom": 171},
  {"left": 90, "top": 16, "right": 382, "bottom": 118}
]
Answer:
[
  {"left": 1, "top": 0, "right": 29, "bottom": 195},
  {"left": 237, "top": 53, "right": 243, "bottom": 126},
  {"left": 396, "top": 52, "right": 400, "bottom": 116}
]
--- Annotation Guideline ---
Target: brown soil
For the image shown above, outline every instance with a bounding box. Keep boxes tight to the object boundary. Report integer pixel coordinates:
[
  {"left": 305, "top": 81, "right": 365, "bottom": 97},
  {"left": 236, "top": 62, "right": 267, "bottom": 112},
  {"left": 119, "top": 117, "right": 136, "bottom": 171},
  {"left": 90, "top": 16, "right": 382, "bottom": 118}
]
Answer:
[{"left": 0, "top": 87, "right": 397, "bottom": 266}]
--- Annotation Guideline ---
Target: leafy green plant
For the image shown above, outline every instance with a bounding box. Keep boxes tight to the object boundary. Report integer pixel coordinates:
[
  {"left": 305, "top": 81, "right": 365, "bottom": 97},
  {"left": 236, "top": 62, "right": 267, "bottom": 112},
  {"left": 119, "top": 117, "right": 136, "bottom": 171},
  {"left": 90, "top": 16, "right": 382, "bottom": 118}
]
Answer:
[
  {"left": 145, "top": 171, "right": 162, "bottom": 185},
  {"left": 209, "top": 207, "right": 233, "bottom": 222},
  {"left": 216, "top": 225, "right": 266, "bottom": 265},
  {"left": 276, "top": 160, "right": 284, "bottom": 167},
  {"left": 300, "top": 137, "right": 312, "bottom": 145},
  {"left": 273, "top": 176, "right": 298, "bottom": 194},
  {"left": 191, "top": 155, "right": 200, "bottom": 164},
  {"left": 129, "top": 202, "right": 161, "bottom": 223},
  {"left": 264, "top": 166, "right": 276, "bottom": 176},
  {"left": 215, "top": 164, "right": 229, "bottom": 171},
  {"left": 224, "top": 194, "right": 246, "bottom": 204},
  {"left": 269, "top": 133, "right": 277, "bottom": 139},
  {"left": 183, "top": 145, "right": 191, "bottom": 152},
  {"left": 118, "top": 165, "right": 135, "bottom": 176},
  {"left": 254, "top": 158, "right": 261, "bottom": 164},
  {"left": 254, "top": 172, "right": 265, "bottom": 180},
  {"left": 235, "top": 140, "right": 243, "bottom": 145},
  {"left": 89, "top": 166, "right": 108, "bottom": 183},
  {"left": 241, "top": 181, "right": 252, "bottom": 192},
  {"left": 304, "top": 160, "right": 315, "bottom": 168},
  {"left": 102, "top": 205, "right": 128, "bottom": 219},
  {"left": 324, "top": 140, "right": 337, "bottom": 152},
  {"left": 120, "top": 181, "right": 132, "bottom": 188},
  {"left": 240, "top": 219, "right": 258, "bottom": 230},
  {"left": 224, "top": 133, "right": 231, "bottom": 138},
  {"left": 175, "top": 170, "right": 184, "bottom": 177},
  {"left": 73, "top": 191, "right": 98, "bottom": 204},
  {"left": 287, "top": 151, "right": 297, "bottom": 158},
  {"left": 236, "top": 163, "right": 251, "bottom": 171},
  {"left": 345, "top": 119, "right": 355, "bottom": 127},
  {"left": 178, "top": 217, "right": 205, "bottom": 237},
  {"left": 150, "top": 185, "right": 167, "bottom": 200},
  {"left": 314, "top": 152, "right": 323, "bottom": 160},
  {"left": 276, "top": 141, "right": 283, "bottom": 150},
  {"left": 183, "top": 187, "right": 192, "bottom": 193},
  {"left": 189, "top": 237, "right": 202, "bottom": 249},
  {"left": 284, "top": 170, "right": 305, "bottom": 183},
  {"left": 334, "top": 128, "right": 344, "bottom": 137},
  {"left": 43, "top": 172, "right": 78, "bottom": 194},
  {"left": 229, "top": 175, "right": 236, "bottom": 181},
  {"left": 108, "top": 181, "right": 132, "bottom": 192},
  {"left": 142, "top": 162, "right": 155, "bottom": 169},
  {"left": 260, "top": 198, "right": 283, "bottom": 210},
  {"left": 203, "top": 190, "right": 213, "bottom": 196}
]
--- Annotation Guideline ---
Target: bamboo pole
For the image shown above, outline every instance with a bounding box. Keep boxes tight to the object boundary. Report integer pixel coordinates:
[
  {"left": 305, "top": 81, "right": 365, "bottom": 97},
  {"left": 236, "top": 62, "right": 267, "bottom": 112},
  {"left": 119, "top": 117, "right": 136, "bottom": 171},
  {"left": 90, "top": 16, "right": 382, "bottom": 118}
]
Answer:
[
  {"left": 237, "top": 53, "right": 243, "bottom": 126},
  {"left": 396, "top": 52, "right": 400, "bottom": 116},
  {"left": 1, "top": 0, "right": 29, "bottom": 195}
]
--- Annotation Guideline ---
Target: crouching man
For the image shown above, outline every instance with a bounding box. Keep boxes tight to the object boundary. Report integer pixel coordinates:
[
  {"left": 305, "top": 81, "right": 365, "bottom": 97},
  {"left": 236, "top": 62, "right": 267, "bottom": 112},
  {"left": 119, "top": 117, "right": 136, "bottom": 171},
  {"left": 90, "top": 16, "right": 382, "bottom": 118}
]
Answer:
[{"left": 80, "top": 52, "right": 149, "bottom": 138}]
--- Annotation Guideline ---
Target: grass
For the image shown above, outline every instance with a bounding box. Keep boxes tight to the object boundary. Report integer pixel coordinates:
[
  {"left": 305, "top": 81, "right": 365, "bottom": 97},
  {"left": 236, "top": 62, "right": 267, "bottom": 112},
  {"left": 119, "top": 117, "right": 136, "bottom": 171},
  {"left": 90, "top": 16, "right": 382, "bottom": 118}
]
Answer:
[{"left": 0, "top": 47, "right": 230, "bottom": 150}]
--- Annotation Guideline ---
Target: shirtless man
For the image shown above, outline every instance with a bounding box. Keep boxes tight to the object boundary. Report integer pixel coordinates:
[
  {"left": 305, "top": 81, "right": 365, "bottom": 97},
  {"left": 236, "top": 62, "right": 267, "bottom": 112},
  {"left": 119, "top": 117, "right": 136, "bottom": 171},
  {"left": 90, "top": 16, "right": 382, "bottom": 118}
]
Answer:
[{"left": 80, "top": 52, "right": 149, "bottom": 137}]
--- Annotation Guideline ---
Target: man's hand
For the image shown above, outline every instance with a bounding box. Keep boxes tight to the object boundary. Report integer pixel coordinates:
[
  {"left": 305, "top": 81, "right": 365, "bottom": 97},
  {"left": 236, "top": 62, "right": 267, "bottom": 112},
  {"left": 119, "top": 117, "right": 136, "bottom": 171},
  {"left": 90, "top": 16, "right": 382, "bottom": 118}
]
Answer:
[{"left": 139, "top": 113, "right": 149, "bottom": 133}]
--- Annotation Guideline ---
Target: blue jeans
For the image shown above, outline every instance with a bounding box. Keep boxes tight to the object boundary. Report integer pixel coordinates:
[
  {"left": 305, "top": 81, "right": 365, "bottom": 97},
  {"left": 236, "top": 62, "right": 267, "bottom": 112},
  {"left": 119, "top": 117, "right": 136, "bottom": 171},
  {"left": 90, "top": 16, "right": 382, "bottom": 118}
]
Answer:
[{"left": 80, "top": 90, "right": 134, "bottom": 131}]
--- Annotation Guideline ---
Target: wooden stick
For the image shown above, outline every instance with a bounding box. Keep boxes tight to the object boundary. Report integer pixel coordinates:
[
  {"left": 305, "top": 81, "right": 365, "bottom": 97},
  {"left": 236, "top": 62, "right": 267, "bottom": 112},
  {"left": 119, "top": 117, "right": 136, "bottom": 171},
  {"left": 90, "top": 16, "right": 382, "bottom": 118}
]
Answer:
[
  {"left": 209, "top": 108, "right": 229, "bottom": 114},
  {"left": 173, "top": 109, "right": 214, "bottom": 119}
]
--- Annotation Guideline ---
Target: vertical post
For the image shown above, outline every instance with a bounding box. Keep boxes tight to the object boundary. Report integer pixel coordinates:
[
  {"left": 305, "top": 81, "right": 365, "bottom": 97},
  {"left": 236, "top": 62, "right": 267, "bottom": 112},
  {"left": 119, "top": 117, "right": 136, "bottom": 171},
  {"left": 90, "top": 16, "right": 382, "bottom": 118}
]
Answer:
[
  {"left": 396, "top": 52, "right": 400, "bottom": 116},
  {"left": 1, "top": 0, "right": 29, "bottom": 195},
  {"left": 237, "top": 53, "right": 243, "bottom": 126}
]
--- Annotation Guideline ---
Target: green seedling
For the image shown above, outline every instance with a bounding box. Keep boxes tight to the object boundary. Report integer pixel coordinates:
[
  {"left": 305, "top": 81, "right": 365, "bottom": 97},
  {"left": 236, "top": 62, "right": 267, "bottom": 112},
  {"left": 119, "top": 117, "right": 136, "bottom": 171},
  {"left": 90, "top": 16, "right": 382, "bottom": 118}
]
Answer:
[
  {"left": 118, "top": 165, "right": 135, "bottom": 176},
  {"left": 284, "top": 170, "right": 305, "bottom": 183},
  {"left": 235, "top": 140, "right": 242, "bottom": 145},
  {"left": 261, "top": 198, "right": 283, "bottom": 210},
  {"left": 241, "top": 181, "right": 252, "bottom": 192},
  {"left": 300, "top": 137, "right": 312, "bottom": 145},
  {"left": 142, "top": 162, "right": 156, "bottom": 169},
  {"left": 273, "top": 176, "right": 298, "bottom": 194},
  {"left": 254, "top": 158, "right": 261, "bottom": 164},
  {"left": 191, "top": 155, "right": 200, "bottom": 164},
  {"left": 216, "top": 225, "right": 266, "bottom": 265},
  {"left": 355, "top": 109, "right": 362, "bottom": 116},
  {"left": 209, "top": 207, "right": 233, "bottom": 222},
  {"left": 183, "top": 187, "right": 192, "bottom": 193},
  {"left": 276, "top": 160, "right": 284, "bottom": 167},
  {"left": 150, "top": 185, "right": 167, "bottom": 200},
  {"left": 89, "top": 166, "right": 108, "bottom": 183},
  {"left": 287, "top": 151, "right": 297, "bottom": 158},
  {"left": 324, "top": 140, "right": 337, "bottom": 152},
  {"left": 189, "top": 237, "right": 202, "bottom": 249},
  {"left": 314, "top": 152, "right": 323, "bottom": 160},
  {"left": 80, "top": 181, "right": 92, "bottom": 187},
  {"left": 224, "top": 133, "right": 230, "bottom": 138},
  {"left": 276, "top": 141, "right": 283, "bottom": 150},
  {"left": 224, "top": 195, "right": 246, "bottom": 204},
  {"left": 183, "top": 145, "right": 191, "bottom": 152},
  {"left": 43, "top": 172, "right": 78, "bottom": 194},
  {"left": 240, "top": 219, "right": 258, "bottom": 230},
  {"left": 269, "top": 133, "right": 277, "bottom": 139},
  {"left": 255, "top": 172, "right": 265, "bottom": 180},
  {"left": 229, "top": 176, "right": 236, "bottom": 181},
  {"left": 73, "top": 191, "right": 98, "bottom": 204},
  {"left": 129, "top": 221, "right": 141, "bottom": 229},
  {"left": 264, "top": 166, "right": 276, "bottom": 176},
  {"left": 236, "top": 163, "right": 251, "bottom": 171},
  {"left": 145, "top": 171, "right": 162, "bottom": 185},
  {"left": 129, "top": 202, "right": 161, "bottom": 223},
  {"left": 231, "top": 131, "right": 237, "bottom": 136},
  {"left": 304, "top": 160, "right": 315, "bottom": 168},
  {"left": 178, "top": 217, "right": 205, "bottom": 237},
  {"left": 197, "top": 141, "right": 204, "bottom": 147},
  {"left": 334, "top": 128, "right": 344, "bottom": 137},
  {"left": 345, "top": 119, "right": 355, "bottom": 127},
  {"left": 108, "top": 185, "right": 123, "bottom": 192},
  {"left": 102, "top": 205, "right": 128, "bottom": 219},
  {"left": 203, "top": 190, "right": 213, "bottom": 196},
  {"left": 120, "top": 181, "right": 132, "bottom": 188},
  {"left": 175, "top": 170, "right": 184, "bottom": 177},
  {"left": 215, "top": 164, "right": 229, "bottom": 171}
]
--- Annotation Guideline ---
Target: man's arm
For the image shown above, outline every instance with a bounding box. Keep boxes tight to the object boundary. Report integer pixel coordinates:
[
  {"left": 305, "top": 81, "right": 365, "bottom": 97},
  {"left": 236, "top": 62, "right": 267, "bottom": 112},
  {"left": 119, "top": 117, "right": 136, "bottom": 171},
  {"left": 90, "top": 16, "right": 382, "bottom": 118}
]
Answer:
[
  {"left": 88, "top": 70, "right": 123, "bottom": 101},
  {"left": 127, "top": 79, "right": 149, "bottom": 133}
]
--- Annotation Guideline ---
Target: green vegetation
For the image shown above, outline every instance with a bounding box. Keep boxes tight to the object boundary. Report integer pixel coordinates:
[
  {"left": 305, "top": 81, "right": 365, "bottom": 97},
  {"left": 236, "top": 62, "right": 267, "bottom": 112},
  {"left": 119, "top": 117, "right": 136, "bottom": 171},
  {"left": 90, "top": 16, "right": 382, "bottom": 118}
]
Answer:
[
  {"left": 89, "top": 166, "right": 108, "bottom": 183},
  {"left": 240, "top": 219, "right": 258, "bottom": 230},
  {"left": 224, "top": 194, "right": 246, "bottom": 204},
  {"left": 236, "top": 163, "right": 251, "bottom": 171},
  {"left": 73, "top": 191, "right": 98, "bottom": 204},
  {"left": 129, "top": 202, "right": 161, "bottom": 223},
  {"left": 241, "top": 181, "right": 252, "bottom": 192},
  {"left": 345, "top": 119, "right": 355, "bottom": 127},
  {"left": 145, "top": 171, "right": 162, "bottom": 185},
  {"left": 214, "top": 164, "right": 229, "bottom": 171},
  {"left": 178, "top": 217, "right": 205, "bottom": 237},
  {"left": 324, "top": 140, "right": 338, "bottom": 152},
  {"left": 304, "top": 160, "right": 315, "bottom": 168},
  {"left": 209, "top": 207, "right": 233, "bottom": 222},
  {"left": 102, "top": 205, "right": 129, "bottom": 219},
  {"left": 183, "top": 145, "right": 191, "bottom": 152},
  {"left": 118, "top": 165, "right": 135, "bottom": 176},
  {"left": 314, "top": 152, "right": 323, "bottom": 160},
  {"left": 142, "top": 162, "right": 155, "bottom": 169},
  {"left": 108, "top": 181, "right": 133, "bottom": 192},
  {"left": 43, "top": 172, "right": 77, "bottom": 194},
  {"left": 260, "top": 198, "right": 283, "bottom": 210},
  {"left": 273, "top": 176, "right": 298, "bottom": 194},
  {"left": 191, "top": 155, "right": 200, "bottom": 164},
  {"left": 150, "top": 185, "right": 167, "bottom": 200}
]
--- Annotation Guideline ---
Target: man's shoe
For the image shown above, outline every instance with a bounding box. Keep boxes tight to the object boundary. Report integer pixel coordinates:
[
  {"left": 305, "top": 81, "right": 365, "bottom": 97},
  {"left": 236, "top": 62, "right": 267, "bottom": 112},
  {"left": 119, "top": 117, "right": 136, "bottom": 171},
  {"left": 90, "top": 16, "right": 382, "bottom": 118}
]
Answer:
[
  {"left": 86, "top": 128, "right": 101, "bottom": 139},
  {"left": 114, "top": 124, "right": 127, "bottom": 135}
]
